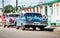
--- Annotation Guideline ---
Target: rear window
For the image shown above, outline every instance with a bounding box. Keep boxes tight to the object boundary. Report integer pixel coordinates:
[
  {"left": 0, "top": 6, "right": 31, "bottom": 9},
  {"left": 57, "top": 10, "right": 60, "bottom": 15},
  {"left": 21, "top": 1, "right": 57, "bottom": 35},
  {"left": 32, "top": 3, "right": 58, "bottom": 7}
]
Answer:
[
  {"left": 8, "top": 14, "right": 20, "bottom": 17},
  {"left": 24, "top": 13, "right": 42, "bottom": 17}
]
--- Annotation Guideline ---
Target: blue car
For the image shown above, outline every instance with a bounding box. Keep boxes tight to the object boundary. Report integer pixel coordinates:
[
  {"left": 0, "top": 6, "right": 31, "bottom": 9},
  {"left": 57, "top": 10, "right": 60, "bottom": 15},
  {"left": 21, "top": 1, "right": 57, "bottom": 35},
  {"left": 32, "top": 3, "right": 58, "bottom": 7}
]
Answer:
[{"left": 16, "top": 12, "right": 48, "bottom": 30}]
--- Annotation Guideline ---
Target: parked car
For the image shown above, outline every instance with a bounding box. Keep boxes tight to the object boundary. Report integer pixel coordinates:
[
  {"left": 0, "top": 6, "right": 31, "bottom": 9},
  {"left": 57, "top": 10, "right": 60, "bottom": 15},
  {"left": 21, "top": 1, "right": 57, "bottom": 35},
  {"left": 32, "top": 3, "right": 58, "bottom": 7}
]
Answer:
[
  {"left": 16, "top": 12, "right": 48, "bottom": 30},
  {"left": 3, "top": 13, "right": 20, "bottom": 28}
]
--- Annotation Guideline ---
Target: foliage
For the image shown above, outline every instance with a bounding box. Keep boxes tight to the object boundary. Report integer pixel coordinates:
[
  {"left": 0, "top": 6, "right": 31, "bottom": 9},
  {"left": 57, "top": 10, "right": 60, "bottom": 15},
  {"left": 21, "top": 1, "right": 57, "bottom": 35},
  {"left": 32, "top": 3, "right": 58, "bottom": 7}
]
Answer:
[{"left": 4, "top": 5, "right": 14, "bottom": 13}]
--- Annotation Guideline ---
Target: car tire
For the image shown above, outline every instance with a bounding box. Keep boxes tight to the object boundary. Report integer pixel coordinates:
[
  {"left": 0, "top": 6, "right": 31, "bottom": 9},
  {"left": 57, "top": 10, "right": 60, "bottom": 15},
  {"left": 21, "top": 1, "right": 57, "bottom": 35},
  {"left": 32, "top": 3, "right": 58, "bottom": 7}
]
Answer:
[
  {"left": 15, "top": 22, "right": 17, "bottom": 26},
  {"left": 7, "top": 25, "right": 10, "bottom": 28},
  {"left": 21, "top": 23, "right": 25, "bottom": 30},
  {"left": 16, "top": 26, "right": 20, "bottom": 29},
  {"left": 21, "top": 26, "right": 25, "bottom": 30},
  {"left": 3, "top": 25, "right": 6, "bottom": 28},
  {"left": 22, "top": 26, "right": 25, "bottom": 30}
]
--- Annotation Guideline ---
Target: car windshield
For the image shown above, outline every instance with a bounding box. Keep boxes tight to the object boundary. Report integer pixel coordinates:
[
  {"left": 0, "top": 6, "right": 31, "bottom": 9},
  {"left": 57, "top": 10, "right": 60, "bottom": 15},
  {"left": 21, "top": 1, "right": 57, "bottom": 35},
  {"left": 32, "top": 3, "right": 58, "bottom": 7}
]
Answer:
[
  {"left": 8, "top": 14, "right": 20, "bottom": 17},
  {"left": 24, "top": 13, "right": 42, "bottom": 17}
]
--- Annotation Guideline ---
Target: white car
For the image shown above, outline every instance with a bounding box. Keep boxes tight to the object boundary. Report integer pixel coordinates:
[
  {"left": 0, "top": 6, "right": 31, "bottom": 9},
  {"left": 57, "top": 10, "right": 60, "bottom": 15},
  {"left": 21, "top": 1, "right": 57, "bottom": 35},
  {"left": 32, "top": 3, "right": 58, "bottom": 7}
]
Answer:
[{"left": 3, "top": 13, "right": 20, "bottom": 28}]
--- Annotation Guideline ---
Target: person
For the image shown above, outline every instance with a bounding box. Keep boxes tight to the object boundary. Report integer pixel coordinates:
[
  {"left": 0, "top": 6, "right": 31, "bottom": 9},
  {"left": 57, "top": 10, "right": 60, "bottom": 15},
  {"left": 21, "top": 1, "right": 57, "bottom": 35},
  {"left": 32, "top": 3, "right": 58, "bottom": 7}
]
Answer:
[
  {"left": 1, "top": 14, "right": 6, "bottom": 28},
  {"left": 1, "top": 14, "right": 5, "bottom": 21}
]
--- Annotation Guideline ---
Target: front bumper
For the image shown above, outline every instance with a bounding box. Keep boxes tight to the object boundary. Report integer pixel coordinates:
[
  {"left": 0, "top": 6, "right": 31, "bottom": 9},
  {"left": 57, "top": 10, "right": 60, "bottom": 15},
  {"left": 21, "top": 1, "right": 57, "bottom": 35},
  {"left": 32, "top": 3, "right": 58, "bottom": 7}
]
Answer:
[{"left": 7, "top": 22, "right": 15, "bottom": 25}]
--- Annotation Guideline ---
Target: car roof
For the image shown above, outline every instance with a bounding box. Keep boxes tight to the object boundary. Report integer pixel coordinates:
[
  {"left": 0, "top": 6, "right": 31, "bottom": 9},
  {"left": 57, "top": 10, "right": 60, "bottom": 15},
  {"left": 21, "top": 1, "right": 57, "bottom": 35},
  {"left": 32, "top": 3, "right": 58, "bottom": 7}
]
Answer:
[
  {"left": 22, "top": 12, "right": 40, "bottom": 13},
  {"left": 7, "top": 13, "right": 19, "bottom": 15},
  {"left": 27, "top": 12, "right": 40, "bottom": 13},
  {"left": 21, "top": 12, "right": 41, "bottom": 15}
]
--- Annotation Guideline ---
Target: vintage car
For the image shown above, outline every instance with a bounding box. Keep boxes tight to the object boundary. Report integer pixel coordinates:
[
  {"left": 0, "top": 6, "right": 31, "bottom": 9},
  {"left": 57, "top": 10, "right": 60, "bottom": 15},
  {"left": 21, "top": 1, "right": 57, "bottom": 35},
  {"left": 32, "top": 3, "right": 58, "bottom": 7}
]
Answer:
[
  {"left": 3, "top": 13, "right": 20, "bottom": 28},
  {"left": 16, "top": 12, "right": 48, "bottom": 30}
]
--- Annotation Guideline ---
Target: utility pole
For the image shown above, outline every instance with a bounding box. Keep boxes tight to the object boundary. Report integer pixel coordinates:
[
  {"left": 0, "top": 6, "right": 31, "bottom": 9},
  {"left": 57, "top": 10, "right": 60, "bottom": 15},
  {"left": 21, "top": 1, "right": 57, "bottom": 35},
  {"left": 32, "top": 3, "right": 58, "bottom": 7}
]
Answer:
[
  {"left": 2, "top": 0, "right": 4, "bottom": 14},
  {"left": 16, "top": 0, "right": 18, "bottom": 12}
]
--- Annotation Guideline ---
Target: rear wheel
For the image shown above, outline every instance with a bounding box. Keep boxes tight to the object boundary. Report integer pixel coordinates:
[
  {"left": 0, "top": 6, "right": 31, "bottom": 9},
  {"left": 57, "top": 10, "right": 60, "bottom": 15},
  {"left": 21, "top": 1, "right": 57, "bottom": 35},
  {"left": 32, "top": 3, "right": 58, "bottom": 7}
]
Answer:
[
  {"left": 22, "top": 26, "right": 25, "bottom": 30},
  {"left": 7, "top": 25, "right": 10, "bottom": 28}
]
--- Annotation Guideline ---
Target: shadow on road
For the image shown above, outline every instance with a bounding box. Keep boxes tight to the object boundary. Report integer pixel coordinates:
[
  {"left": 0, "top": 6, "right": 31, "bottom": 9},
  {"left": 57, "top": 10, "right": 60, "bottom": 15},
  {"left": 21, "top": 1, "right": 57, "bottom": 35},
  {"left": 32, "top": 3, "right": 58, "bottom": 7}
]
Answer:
[
  {"left": 43, "top": 28, "right": 55, "bottom": 32},
  {"left": 0, "top": 26, "right": 56, "bottom": 32},
  {"left": 23, "top": 28, "right": 55, "bottom": 32}
]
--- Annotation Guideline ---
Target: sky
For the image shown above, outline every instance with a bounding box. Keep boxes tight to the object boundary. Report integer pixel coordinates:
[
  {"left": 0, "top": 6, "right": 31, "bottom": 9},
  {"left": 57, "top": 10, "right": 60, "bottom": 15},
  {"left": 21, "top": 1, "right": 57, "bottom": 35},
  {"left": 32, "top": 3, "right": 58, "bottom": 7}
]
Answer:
[{"left": 0, "top": 0, "right": 58, "bottom": 8}]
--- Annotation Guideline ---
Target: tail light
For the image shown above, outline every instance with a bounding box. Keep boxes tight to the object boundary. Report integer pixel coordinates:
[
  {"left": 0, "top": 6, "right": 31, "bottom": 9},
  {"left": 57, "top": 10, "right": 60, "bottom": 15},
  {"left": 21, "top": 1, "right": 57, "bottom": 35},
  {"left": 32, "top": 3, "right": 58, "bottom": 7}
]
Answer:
[{"left": 40, "top": 21, "right": 47, "bottom": 24}]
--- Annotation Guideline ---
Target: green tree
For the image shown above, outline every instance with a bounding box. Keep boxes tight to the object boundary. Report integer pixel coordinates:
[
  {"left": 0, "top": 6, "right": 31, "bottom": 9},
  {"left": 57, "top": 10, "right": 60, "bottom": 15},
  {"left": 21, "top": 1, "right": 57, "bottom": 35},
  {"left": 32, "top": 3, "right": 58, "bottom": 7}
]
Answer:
[
  {"left": 12, "top": 7, "right": 16, "bottom": 13},
  {"left": 4, "top": 5, "right": 13, "bottom": 13}
]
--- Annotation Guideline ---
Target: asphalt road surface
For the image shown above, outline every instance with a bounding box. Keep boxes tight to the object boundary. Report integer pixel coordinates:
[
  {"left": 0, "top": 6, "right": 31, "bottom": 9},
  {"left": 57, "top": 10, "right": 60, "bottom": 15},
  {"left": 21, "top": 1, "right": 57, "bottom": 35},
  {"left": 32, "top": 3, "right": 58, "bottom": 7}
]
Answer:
[{"left": 0, "top": 27, "right": 60, "bottom": 38}]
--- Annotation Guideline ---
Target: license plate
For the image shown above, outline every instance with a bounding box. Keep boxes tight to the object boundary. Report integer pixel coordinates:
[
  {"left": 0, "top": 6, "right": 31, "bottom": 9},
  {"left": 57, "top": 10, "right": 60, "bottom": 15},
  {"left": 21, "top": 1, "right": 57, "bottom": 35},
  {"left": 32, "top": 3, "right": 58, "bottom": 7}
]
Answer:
[{"left": 33, "top": 22, "right": 40, "bottom": 25}]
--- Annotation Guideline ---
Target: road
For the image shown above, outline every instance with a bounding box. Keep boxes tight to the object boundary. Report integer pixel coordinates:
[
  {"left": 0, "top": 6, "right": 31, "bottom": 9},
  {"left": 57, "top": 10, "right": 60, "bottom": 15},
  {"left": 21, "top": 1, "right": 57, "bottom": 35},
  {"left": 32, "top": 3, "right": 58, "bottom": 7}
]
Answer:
[{"left": 0, "top": 27, "right": 60, "bottom": 38}]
